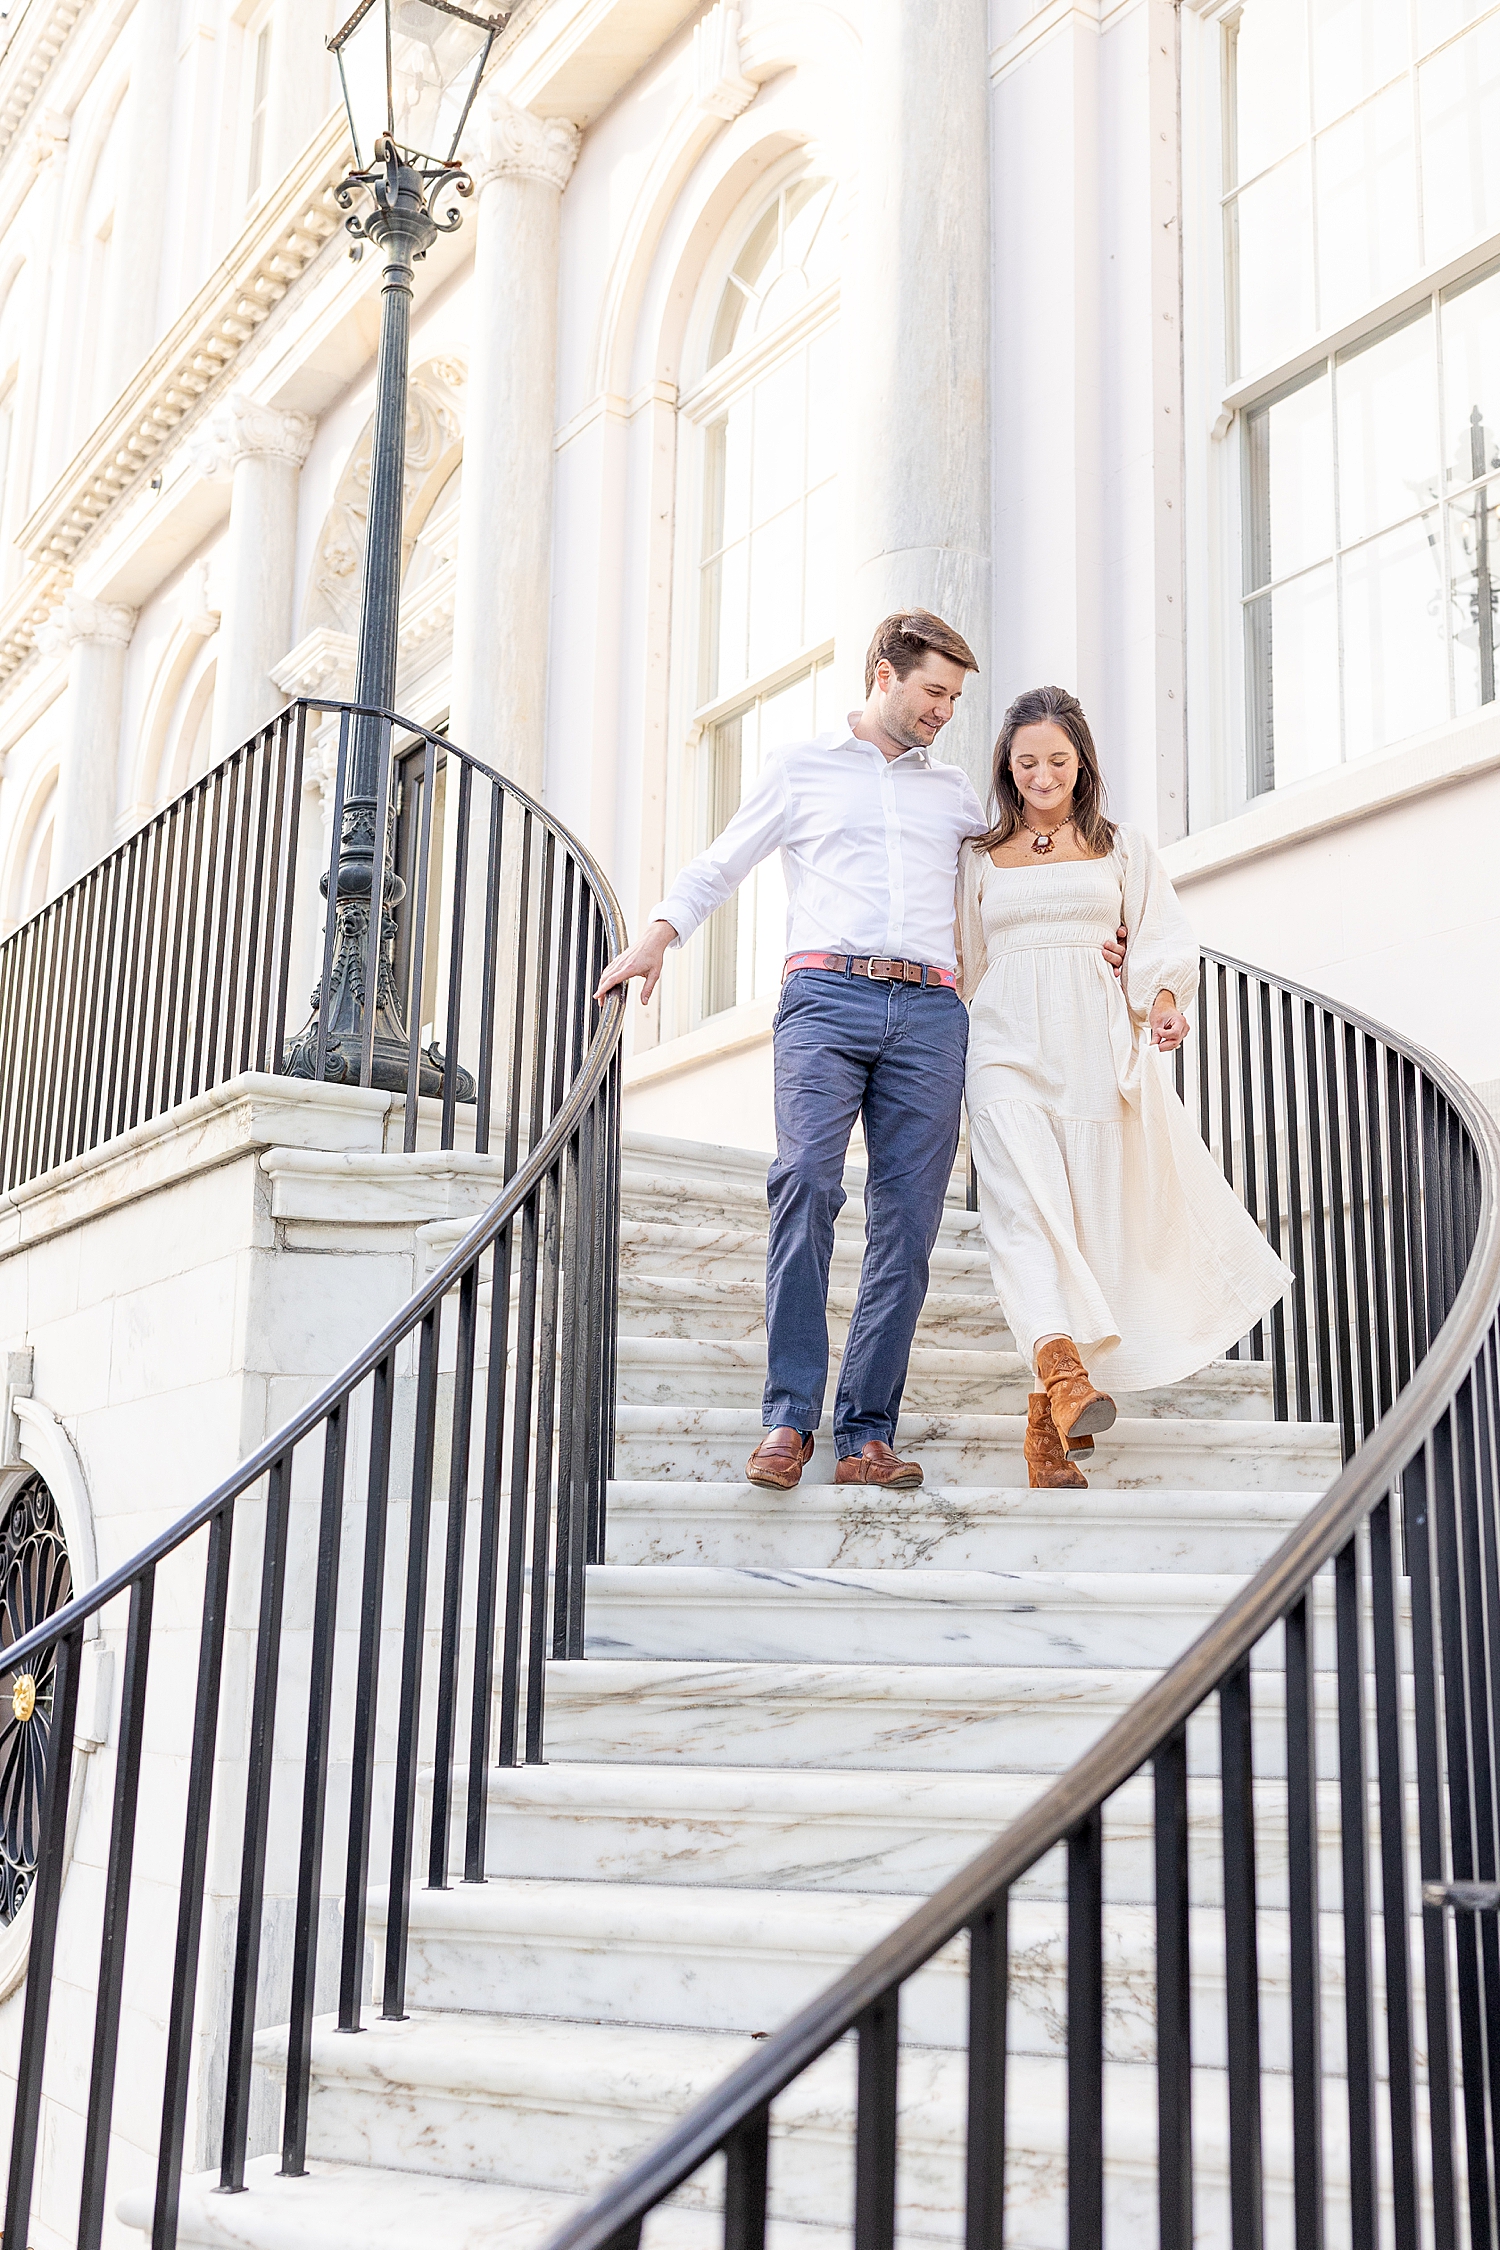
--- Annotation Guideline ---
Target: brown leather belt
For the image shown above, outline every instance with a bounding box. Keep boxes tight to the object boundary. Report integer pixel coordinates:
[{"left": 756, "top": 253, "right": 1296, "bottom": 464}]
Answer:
[{"left": 782, "top": 951, "right": 957, "bottom": 989}]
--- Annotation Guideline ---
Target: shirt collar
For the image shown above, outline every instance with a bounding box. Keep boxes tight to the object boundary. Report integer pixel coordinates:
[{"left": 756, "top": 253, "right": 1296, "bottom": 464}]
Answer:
[{"left": 830, "top": 718, "right": 932, "bottom": 770}]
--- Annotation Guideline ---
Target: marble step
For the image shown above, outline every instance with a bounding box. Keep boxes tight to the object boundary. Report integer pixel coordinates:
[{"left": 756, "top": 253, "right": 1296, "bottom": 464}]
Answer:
[
  {"left": 541, "top": 1657, "right": 1333, "bottom": 1778},
  {"left": 617, "top": 1273, "right": 1011, "bottom": 1345},
  {"left": 437, "top": 1760, "right": 1416, "bottom": 1907},
  {"left": 621, "top": 1164, "right": 985, "bottom": 1249},
  {"left": 611, "top": 1408, "right": 1340, "bottom": 1490},
  {"left": 583, "top": 1563, "right": 1252, "bottom": 1670},
  {"left": 359, "top": 1881, "right": 1397, "bottom": 2072},
  {"left": 252, "top": 2008, "right": 1332, "bottom": 2226},
  {"left": 601, "top": 1480, "right": 1309, "bottom": 1573},
  {"left": 618, "top": 1217, "right": 993, "bottom": 1290},
  {"left": 614, "top": 1338, "right": 1276, "bottom": 1420}
]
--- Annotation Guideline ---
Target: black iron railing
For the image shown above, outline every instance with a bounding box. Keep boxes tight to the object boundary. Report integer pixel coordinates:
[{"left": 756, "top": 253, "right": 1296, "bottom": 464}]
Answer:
[
  {"left": 0, "top": 702, "right": 624, "bottom": 2248},
  {"left": 548, "top": 954, "right": 1500, "bottom": 2250}
]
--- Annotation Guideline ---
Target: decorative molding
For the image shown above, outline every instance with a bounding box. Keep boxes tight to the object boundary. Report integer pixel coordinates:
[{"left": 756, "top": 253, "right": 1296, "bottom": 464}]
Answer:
[
  {"left": 300, "top": 358, "right": 464, "bottom": 642},
  {"left": 0, "top": 114, "right": 350, "bottom": 698},
  {"left": 460, "top": 85, "right": 580, "bottom": 193},
  {"left": 272, "top": 627, "right": 356, "bottom": 700},
  {"left": 25, "top": 105, "right": 68, "bottom": 171},
  {"left": 0, "top": 1, "right": 84, "bottom": 178},
  {"left": 189, "top": 393, "right": 316, "bottom": 482},
  {"left": 36, "top": 591, "right": 136, "bottom": 653},
  {"left": 693, "top": 2, "right": 757, "bottom": 122},
  {"left": 0, "top": 1346, "right": 30, "bottom": 1465}
]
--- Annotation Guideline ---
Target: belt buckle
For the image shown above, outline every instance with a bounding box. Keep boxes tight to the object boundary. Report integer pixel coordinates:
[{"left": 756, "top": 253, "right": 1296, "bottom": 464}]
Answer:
[{"left": 864, "top": 957, "right": 892, "bottom": 981}]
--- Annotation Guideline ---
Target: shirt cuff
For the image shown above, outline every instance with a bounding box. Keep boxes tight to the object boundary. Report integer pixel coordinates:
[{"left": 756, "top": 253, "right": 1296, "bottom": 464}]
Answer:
[{"left": 647, "top": 898, "right": 692, "bottom": 947}]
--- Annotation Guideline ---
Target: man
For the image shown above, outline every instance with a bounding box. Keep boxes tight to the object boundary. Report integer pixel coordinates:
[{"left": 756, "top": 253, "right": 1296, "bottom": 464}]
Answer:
[{"left": 597, "top": 611, "right": 1125, "bottom": 1491}]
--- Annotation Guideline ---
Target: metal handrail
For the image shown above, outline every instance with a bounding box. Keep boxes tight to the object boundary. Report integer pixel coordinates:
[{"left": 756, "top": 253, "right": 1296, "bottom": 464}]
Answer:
[
  {"left": 545, "top": 956, "right": 1500, "bottom": 2250},
  {"left": 0, "top": 700, "right": 628, "bottom": 2250}
]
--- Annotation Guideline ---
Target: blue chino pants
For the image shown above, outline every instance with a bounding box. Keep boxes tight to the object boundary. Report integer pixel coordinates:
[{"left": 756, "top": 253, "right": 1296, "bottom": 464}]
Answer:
[{"left": 762, "top": 967, "right": 968, "bottom": 1456}]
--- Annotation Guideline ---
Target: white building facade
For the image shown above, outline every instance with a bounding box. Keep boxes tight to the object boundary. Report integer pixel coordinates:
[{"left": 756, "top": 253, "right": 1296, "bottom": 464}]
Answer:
[{"left": 0, "top": 0, "right": 1491, "bottom": 1148}]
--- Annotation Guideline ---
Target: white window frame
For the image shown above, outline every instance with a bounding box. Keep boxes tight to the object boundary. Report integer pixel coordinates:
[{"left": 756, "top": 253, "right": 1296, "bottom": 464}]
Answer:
[
  {"left": 1184, "top": 0, "right": 1500, "bottom": 830},
  {"left": 658, "top": 157, "right": 841, "bottom": 1041},
  {"left": 242, "top": 4, "right": 274, "bottom": 209}
]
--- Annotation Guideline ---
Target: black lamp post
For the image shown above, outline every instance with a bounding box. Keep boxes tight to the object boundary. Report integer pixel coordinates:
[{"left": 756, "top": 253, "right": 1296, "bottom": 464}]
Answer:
[{"left": 287, "top": 0, "right": 504, "bottom": 1093}]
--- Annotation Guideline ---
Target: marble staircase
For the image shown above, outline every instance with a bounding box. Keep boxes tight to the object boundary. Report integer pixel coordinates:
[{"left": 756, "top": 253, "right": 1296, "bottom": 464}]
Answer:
[{"left": 137, "top": 1128, "right": 1351, "bottom": 2250}]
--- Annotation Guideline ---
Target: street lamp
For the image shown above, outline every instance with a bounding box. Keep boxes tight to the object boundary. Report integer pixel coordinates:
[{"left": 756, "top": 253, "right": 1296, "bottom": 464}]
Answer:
[{"left": 287, "top": 0, "right": 504, "bottom": 1094}]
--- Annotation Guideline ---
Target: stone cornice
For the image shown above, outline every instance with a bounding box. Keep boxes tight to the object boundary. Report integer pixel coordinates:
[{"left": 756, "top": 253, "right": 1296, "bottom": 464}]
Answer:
[
  {"left": 0, "top": 111, "right": 349, "bottom": 691},
  {"left": 0, "top": 0, "right": 86, "bottom": 180}
]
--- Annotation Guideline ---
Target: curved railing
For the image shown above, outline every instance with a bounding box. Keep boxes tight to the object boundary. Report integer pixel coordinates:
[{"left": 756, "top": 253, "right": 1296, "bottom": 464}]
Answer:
[
  {"left": 0, "top": 702, "right": 625, "bottom": 2248},
  {"left": 548, "top": 953, "right": 1500, "bottom": 2250}
]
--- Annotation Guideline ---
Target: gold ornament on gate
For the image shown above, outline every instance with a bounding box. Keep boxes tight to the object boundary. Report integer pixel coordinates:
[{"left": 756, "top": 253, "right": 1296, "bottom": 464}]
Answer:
[{"left": 11, "top": 1675, "right": 35, "bottom": 1724}]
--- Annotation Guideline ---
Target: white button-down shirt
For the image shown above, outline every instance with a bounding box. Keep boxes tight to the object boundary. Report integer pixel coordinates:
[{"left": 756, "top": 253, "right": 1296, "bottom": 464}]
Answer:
[{"left": 652, "top": 722, "right": 988, "bottom": 974}]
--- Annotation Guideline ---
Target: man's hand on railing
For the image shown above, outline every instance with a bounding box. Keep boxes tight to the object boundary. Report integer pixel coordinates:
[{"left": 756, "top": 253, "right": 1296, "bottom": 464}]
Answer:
[{"left": 596, "top": 919, "right": 677, "bottom": 1005}]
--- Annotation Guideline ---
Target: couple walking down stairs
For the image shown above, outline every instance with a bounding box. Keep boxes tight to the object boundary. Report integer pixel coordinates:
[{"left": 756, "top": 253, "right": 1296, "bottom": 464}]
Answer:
[{"left": 150, "top": 1126, "right": 1343, "bottom": 2250}]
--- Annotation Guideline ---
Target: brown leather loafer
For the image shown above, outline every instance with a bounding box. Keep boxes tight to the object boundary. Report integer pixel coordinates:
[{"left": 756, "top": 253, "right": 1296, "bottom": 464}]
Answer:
[
  {"left": 746, "top": 1427, "right": 815, "bottom": 1489},
  {"left": 833, "top": 1440, "right": 923, "bottom": 1489}
]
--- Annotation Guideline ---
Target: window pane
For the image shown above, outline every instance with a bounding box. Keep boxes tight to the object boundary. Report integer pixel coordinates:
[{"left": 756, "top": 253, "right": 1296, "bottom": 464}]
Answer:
[
  {"left": 1335, "top": 311, "right": 1439, "bottom": 545},
  {"left": 751, "top": 358, "right": 805, "bottom": 524},
  {"left": 1448, "top": 491, "right": 1500, "bottom": 709},
  {"left": 803, "top": 482, "right": 836, "bottom": 646},
  {"left": 1341, "top": 515, "right": 1449, "bottom": 751},
  {"left": 1420, "top": 16, "right": 1500, "bottom": 268},
  {"left": 1443, "top": 267, "right": 1500, "bottom": 488},
  {"left": 1314, "top": 82, "right": 1418, "bottom": 331},
  {"left": 746, "top": 506, "right": 803, "bottom": 679},
  {"left": 1311, "top": 0, "right": 1408, "bottom": 126},
  {"left": 806, "top": 326, "right": 839, "bottom": 486},
  {"left": 1231, "top": 0, "right": 1308, "bottom": 184},
  {"left": 1245, "top": 372, "right": 1334, "bottom": 588},
  {"left": 1419, "top": 0, "right": 1494, "bottom": 45},
  {"left": 1263, "top": 564, "right": 1341, "bottom": 786},
  {"left": 1232, "top": 157, "right": 1315, "bottom": 375}
]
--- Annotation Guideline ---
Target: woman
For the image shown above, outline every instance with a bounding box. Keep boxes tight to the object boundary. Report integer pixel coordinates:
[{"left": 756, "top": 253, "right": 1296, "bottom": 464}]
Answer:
[{"left": 956, "top": 685, "right": 1291, "bottom": 1488}]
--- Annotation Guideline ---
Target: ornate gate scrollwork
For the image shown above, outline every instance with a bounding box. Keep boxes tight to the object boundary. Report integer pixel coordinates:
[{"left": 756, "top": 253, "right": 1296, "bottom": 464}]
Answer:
[{"left": 0, "top": 1473, "right": 71, "bottom": 1924}]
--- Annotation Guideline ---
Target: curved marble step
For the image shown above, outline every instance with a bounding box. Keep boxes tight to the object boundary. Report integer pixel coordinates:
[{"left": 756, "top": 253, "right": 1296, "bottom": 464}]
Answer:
[
  {"left": 354, "top": 1882, "right": 1397, "bottom": 2071},
  {"left": 602, "top": 1479, "right": 1308, "bottom": 1573},
  {"left": 431, "top": 1760, "right": 1406, "bottom": 1907},
  {"left": 611, "top": 1408, "right": 1340, "bottom": 1489},
  {"left": 541, "top": 1657, "right": 1312, "bottom": 1777},
  {"left": 614, "top": 1338, "right": 1277, "bottom": 1419},
  {"left": 617, "top": 1273, "right": 1010, "bottom": 1345},
  {"left": 582, "top": 1563, "right": 1253, "bottom": 1670}
]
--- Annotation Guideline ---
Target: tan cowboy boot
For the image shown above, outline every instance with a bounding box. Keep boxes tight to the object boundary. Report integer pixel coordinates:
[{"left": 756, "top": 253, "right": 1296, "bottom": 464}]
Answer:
[
  {"left": 1035, "top": 1337, "right": 1116, "bottom": 1457},
  {"left": 746, "top": 1427, "right": 814, "bottom": 1489},
  {"left": 833, "top": 1440, "right": 923, "bottom": 1489},
  {"left": 1024, "top": 1393, "right": 1087, "bottom": 1488}
]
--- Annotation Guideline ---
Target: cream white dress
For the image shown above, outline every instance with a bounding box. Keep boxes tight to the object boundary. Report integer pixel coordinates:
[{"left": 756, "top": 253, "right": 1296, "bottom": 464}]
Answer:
[{"left": 956, "top": 827, "right": 1292, "bottom": 1391}]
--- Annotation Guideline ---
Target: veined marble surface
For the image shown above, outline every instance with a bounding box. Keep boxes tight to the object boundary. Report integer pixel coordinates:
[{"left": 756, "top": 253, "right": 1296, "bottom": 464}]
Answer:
[
  {"left": 611, "top": 1408, "right": 1340, "bottom": 1490},
  {"left": 601, "top": 1479, "right": 1308, "bottom": 1573},
  {"left": 583, "top": 1562, "right": 1253, "bottom": 1669}
]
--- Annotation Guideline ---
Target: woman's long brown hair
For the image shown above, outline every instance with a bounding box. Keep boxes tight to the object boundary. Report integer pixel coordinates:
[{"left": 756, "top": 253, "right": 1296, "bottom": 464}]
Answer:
[{"left": 970, "top": 684, "right": 1118, "bottom": 858}]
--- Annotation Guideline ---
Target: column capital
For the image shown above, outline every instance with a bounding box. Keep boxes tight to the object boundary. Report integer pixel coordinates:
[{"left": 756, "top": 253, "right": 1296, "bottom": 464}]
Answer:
[
  {"left": 190, "top": 394, "right": 316, "bottom": 482},
  {"left": 39, "top": 591, "right": 137, "bottom": 653},
  {"left": 461, "top": 88, "right": 580, "bottom": 194}
]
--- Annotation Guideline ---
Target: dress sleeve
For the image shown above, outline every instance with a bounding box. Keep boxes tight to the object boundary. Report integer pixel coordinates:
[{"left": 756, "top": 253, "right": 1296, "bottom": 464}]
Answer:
[
  {"left": 955, "top": 842, "right": 990, "bottom": 1002},
  {"left": 1117, "top": 826, "right": 1200, "bottom": 1025}
]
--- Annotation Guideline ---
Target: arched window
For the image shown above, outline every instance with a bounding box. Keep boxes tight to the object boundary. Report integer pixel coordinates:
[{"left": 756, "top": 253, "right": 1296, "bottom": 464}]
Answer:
[
  {"left": 3, "top": 777, "right": 56, "bottom": 934},
  {"left": 678, "top": 169, "right": 840, "bottom": 1026}
]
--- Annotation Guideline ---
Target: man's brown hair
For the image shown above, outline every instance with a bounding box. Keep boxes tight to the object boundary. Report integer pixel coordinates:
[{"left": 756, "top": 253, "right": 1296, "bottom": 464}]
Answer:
[{"left": 864, "top": 609, "right": 979, "bottom": 696}]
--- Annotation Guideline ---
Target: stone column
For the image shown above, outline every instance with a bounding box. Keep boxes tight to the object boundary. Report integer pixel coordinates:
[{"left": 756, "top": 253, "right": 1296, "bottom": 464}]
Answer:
[
  {"left": 194, "top": 397, "right": 316, "bottom": 763},
  {"left": 843, "top": 0, "right": 993, "bottom": 795},
  {"left": 44, "top": 594, "right": 138, "bottom": 889},
  {"left": 449, "top": 91, "right": 580, "bottom": 793}
]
